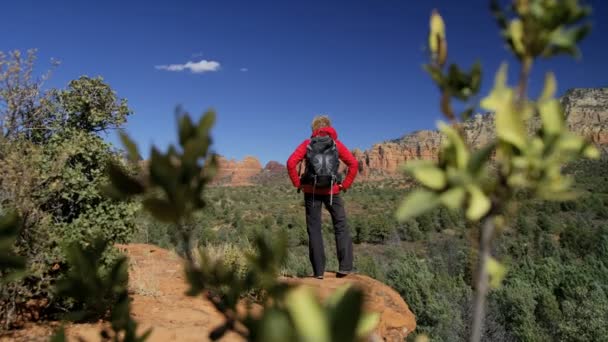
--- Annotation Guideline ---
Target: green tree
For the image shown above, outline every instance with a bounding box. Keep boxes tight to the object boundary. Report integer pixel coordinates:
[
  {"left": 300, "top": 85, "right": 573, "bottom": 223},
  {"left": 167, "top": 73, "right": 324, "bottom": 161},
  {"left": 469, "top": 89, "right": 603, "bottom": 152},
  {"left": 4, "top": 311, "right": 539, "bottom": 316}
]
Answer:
[{"left": 0, "top": 50, "right": 137, "bottom": 327}]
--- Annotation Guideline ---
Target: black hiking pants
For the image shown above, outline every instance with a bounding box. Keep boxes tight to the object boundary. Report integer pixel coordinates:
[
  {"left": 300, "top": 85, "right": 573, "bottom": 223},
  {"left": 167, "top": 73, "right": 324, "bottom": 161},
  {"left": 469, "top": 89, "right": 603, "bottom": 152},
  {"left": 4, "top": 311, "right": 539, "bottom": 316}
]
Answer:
[{"left": 304, "top": 193, "right": 354, "bottom": 277}]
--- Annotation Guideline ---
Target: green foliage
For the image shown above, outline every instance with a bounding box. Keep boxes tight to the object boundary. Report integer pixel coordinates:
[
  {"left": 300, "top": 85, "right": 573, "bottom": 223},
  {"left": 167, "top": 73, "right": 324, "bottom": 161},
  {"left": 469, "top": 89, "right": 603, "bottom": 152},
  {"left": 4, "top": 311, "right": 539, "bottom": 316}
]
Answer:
[
  {"left": 401, "top": 1, "right": 598, "bottom": 222},
  {"left": 386, "top": 253, "right": 472, "bottom": 341},
  {"left": 0, "top": 50, "right": 137, "bottom": 327},
  {"left": 106, "top": 108, "right": 218, "bottom": 226},
  {"left": 57, "top": 76, "right": 131, "bottom": 133},
  {"left": 398, "top": 3, "right": 599, "bottom": 341},
  {"left": 53, "top": 237, "right": 151, "bottom": 342},
  {"left": 491, "top": 0, "right": 591, "bottom": 59},
  {"left": 55, "top": 238, "right": 128, "bottom": 321},
  {"left": 128, "top": 157, "right": 608, "bottom": 342}
]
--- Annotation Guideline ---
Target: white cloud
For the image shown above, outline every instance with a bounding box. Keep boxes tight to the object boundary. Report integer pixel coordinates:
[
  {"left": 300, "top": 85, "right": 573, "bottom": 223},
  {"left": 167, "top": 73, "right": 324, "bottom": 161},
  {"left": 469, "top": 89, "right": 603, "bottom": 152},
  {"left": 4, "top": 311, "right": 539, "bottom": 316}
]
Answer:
[
  {"left": 155, "top": 59, "right": 221, "bottom": 74},
  {"left": 240, "top": 67, "right": 248, "bottom": 72}
]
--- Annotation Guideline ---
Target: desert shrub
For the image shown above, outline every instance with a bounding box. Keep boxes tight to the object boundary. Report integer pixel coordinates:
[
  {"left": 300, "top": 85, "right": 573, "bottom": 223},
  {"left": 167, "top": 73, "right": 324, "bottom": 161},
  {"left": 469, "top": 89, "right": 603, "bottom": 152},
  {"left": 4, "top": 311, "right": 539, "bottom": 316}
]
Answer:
[
  {"left": 0, "top": 52, "right": 136, "bottom": 327},
  {"left": 396, "top": 219, "right": 424, "bottom": 241},
  {"left": 354, "top": 254, "right": 382, "bottom": 280},
  {"left": 366, "top": 216, "right": 395, "bottom": 244},
  {"left": 385, "top": 254, "right": 472, "bottom": 342},
  {"left": 352, "top": 217, "right": 370, "bottom": 244},
  {"left": 285, "top": 221, "right": 308, "bottom": 247},
  {"left": 282, "top": 247, "right": 311, "bottom": 277}
]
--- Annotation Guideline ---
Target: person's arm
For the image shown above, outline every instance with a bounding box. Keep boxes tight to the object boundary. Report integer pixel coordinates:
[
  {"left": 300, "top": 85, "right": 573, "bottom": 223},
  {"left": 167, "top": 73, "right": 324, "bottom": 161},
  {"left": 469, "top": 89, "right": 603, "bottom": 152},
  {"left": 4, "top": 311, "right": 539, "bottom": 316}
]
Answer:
[
  {"left": 286, "top": 140, "right": 308, "bottom": 188},
  {"left": 336, "top": 140, "right": 358, "bottom": 190}
]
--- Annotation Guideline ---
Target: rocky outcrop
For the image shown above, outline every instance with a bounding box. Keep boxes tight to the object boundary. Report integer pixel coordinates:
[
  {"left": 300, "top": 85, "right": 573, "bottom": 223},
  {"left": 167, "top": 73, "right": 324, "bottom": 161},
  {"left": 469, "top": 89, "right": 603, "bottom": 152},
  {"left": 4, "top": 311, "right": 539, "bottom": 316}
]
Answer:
[
  {"left": 282, "top": 273, "right": 417, "bottom": 341},
  {"left": 262, "top": 161, "right": 286, "bottom": 174},
  {"left": 562, "top": 88, "right": 608, "bottom": 151},
  {"left": 250, "top": 161, "right": 288, "bottom": 185},
  {"left": 353, "top": 130, "right": 443, "bottom": 179},
  {"left": 354, "top": 88, "right": 608, "bottom": 178},
  {"left": 214, "top": 156, "right": 263, "bottom": 186},
  {"left": 14, "top": 244, "right": 415, "bottom": 341}
]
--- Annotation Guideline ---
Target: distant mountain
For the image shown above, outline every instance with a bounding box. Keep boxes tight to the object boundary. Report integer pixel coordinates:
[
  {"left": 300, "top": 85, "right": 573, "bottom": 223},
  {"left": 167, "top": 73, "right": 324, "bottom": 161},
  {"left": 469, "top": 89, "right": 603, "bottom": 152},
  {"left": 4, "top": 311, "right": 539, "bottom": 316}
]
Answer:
[
  {"left": 353, "top": 88, "right": 608, "bottom": 179},
  {"left": 213, "top": 155, "right": 264, "bottom": 186},
  {"left": 213, "top": 88, "right": 607, "bottom": 186}
]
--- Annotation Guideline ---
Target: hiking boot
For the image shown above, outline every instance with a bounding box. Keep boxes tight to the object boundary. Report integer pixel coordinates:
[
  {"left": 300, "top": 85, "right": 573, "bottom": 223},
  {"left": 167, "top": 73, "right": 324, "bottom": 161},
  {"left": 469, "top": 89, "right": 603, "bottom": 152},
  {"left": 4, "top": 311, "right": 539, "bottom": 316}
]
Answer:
[{"left": 336, "top": 270, "right": 351, "bottom": 278}]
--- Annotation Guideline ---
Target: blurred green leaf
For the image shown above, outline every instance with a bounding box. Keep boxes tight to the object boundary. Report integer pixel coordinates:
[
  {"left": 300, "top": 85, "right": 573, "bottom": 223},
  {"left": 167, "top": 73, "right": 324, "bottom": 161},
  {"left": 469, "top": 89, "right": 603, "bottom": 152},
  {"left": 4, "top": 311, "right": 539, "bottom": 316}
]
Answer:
[
  {"left": 539, "top": 99, "right": 564, "bottom": 136},
  {"left": 356, "top": 312, "right": 380, "bottom": 339},
  {"left": 257, "top": 308, "right": 294, "bottom": 342},
  {"left": 508, "top": 19, "right": 525, "bottom": 56},
  {"left": 468, "top": 143, "right": 495, "bottom": 175},
  {"left": 440, "top": 186, "right": 466, "bottom": 210},
  {"left": 405, "top": 160, "right": 447, "bottom": 190},
  {"left": 486, "top": 257, "right": 507, "bottom": 289},
  {"left": 329, "top": 286, "right": 364, "bottom": 342},
  {"left": 481, "top": 64, "right": 527, "bottom": 149},
  {"left": 396, "top": 190, "right": 440, "bottom": 221},
  {"left": 423, "top": 64, "right": 445, "bottom": 88},
  {"left": 466, "top": 185, "right": 491, "bottom": 221},
  {"left": 539, "top": 72, "right": 557, "bottom": 101},
  {"left": 198, "top": 109, "right": 217, "bottom": 136},
  {"left": 546, "top": 24, "right": 591, "bottom": 58},
  {"left": 142, "top": 198, "right": 180, "bottom": 223},
  {"left": 120, "top": 132, "right": 141, "bottom": 164},
  {"left": 439, "top": 122, "right": 469, "bottom": 169},
  {"left": 286, "top": 287, "right": 329, "bottom": 342},
  {"left": 429, "top": 9, "right": 447, "bottom": 66},
  {"left": 106, "top": 162, "right": 144, "bottom": 197},
  {"left": 583, "top": 144, "right": 600, "bottom": 159},
  {"left": 178, "top": 115, "right": 196, "bottom": 147},
  {"left": 149, "top": 148, "right": 179, "bottom": 195}
]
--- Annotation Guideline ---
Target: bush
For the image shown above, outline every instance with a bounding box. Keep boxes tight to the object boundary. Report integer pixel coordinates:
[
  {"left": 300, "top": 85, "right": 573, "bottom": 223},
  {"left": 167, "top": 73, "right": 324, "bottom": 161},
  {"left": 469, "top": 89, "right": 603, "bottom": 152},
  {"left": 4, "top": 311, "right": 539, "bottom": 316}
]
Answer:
[{"left": 0, "top": 53, "right": 136, "bottom": 327}]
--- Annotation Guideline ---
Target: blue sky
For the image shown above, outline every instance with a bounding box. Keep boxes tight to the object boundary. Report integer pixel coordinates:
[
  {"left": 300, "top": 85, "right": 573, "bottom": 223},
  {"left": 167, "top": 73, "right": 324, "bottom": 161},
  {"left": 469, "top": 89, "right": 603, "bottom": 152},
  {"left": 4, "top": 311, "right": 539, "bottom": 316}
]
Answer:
[{"left": 3, "top": 0, "right": 607, "bottom": 165}]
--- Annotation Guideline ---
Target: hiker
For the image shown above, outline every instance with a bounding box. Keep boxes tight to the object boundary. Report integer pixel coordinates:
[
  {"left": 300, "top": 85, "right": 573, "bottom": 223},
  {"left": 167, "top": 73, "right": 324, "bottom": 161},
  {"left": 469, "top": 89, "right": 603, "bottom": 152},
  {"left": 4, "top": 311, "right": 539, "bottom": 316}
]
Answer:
[{"left": 286, "top": 115, "right": 359, "bottom": 279}]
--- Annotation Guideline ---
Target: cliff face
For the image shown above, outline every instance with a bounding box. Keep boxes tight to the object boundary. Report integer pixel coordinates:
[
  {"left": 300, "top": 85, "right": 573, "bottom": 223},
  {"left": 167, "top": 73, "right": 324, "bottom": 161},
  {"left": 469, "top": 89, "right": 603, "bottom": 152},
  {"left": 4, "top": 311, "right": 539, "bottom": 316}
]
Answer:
[
  {"left": 212, "top": 88, "right": 607, "bottom": 185},
  {"left": 562, "top": 88, "right": 608, "bottom": 150},
  {"left": 354, "top": 88, "right": 608, "bottom": 178},
  {"left": 214, "top": 156, "right": 263, "bottom": 186},
  {"left": 250, "top": 161, "right": 289, "bottom": 185}
]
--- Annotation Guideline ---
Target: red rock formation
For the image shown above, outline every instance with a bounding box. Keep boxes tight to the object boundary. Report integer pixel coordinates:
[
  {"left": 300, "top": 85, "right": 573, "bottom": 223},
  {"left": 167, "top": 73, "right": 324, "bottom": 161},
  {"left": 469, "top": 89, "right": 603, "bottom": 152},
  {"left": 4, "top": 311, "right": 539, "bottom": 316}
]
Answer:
[
  {"left": 137, "top": 88, "right": 606, "bottom": 185},
  {"left": 282, "top": 272, "right": 417, "bottom": 341},
  {"left": 14, "top": 244, "right": 415, "bottom": 341},
  {"left": 215, "top": 155, "right": 263, "bottom": 186},
  {"left": 262, "top": 161, "right": 286, "bottom": 174},
  {"left": 353, "top": 88, "right": 608, "bottom": 179},
  {"left": 251, "top": 161, "right": 288, "bottom": 185},
  {"left": 562, "top": 88, "right": 608, "bottom": 151}
]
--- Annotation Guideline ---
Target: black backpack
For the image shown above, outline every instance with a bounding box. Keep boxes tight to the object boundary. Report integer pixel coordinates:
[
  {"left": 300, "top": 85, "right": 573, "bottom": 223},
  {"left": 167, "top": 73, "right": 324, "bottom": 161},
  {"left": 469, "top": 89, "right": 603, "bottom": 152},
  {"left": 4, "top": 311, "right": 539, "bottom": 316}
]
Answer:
[{"left": 301, "top": 135, "right": 342, "bottom": 188}]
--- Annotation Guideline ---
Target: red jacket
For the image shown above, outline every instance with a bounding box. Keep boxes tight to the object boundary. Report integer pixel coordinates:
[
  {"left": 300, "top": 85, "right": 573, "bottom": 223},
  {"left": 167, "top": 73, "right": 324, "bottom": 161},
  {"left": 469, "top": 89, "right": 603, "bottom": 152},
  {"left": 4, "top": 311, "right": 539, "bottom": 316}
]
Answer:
[{"left": 287, "top": 127, "right": 358, "bottom": 195}]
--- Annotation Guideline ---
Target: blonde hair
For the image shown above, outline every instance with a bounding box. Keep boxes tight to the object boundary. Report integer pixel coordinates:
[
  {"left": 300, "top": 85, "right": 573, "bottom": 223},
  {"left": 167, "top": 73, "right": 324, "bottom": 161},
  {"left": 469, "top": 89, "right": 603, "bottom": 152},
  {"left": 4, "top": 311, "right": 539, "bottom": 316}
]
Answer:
[{"left": 311, "top": 115, "right": 331, "bottom": 131}]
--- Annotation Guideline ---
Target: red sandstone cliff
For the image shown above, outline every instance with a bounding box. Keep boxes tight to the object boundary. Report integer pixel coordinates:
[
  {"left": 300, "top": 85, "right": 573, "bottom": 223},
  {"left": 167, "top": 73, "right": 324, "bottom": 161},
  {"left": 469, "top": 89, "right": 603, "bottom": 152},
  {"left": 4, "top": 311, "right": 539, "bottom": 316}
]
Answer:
[
  {"left": 352, "top": 88, "right": 608, "bottom": 179},
  {"left": 211, "top": 88, "right": 607, "bottom": 185},
  {"left": 214, "top": 156, "right": 263, "bottom": 186}
]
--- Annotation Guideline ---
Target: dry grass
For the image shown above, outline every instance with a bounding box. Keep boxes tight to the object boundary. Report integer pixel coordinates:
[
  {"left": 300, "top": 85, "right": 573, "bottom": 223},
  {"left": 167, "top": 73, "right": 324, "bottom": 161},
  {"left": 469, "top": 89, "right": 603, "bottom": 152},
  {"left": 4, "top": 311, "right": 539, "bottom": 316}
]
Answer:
[{"left": 127, "top": 250, "right": 161, "bottom": 298}]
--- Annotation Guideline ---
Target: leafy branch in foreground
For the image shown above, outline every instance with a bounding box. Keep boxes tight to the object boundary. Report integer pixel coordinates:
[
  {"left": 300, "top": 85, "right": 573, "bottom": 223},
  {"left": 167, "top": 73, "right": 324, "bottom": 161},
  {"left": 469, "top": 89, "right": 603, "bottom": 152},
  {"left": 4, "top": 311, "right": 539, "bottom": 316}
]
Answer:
[
  {"left": 397, "top": 2, "right": 598, "bottom": 342},
  {"left": 107, "top": 108, "right": 379, "bottom": 341},
  {"left": 52, "top": 238, "right": 151, "bottom": 342}
]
